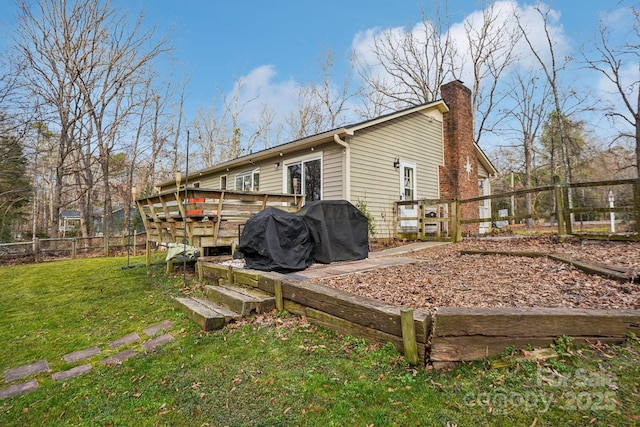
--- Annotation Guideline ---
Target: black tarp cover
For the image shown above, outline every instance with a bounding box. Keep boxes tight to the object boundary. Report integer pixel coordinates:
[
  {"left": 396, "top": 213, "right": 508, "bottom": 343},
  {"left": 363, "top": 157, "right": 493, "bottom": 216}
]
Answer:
[
  {"left": 296, "top": 200, "right": 369, "bottom": 264},
  {"left": 238, "top": 207, "right": 313, "bottom": 272}
]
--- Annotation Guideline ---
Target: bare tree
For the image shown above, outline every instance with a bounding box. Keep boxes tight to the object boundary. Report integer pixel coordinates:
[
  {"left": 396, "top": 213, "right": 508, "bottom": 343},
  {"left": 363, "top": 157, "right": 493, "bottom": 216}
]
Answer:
[
  {"left": 353, "top": 1, "right": 520, "bottom": 147},
  {"left": 285, "top": 85, "right": 325, "bottom": 140},
  {"left": 12, "top": 0, "right": 88, "bottom": 237},
  {"left": 516, "top": 4, "right": 573, "bottom": 185},
  {"left": 247, "top": 104, "right": 282, "bottom": 152},
  {"left": 583, "top": 6, "right": 640, "bottom": 178},
  {"left": 311, "top": 49, "right": 357, "bottom": 129},
  {"left": 287, "top": 49, "right": 357, "bottom": 139},
  {"left": 12, "top": 0, "right": 169, "bottom": 238},
  {"left": 501, "top": 70, "right": 553, "bottom": 226},
  {"left": 353, "top": 3, "right": 459, "bottom": 112},
  {"left": 191, "top": 98, "right": 230, "bottom": 169},
  {"left": 463, "top": 0, "right": 521, "bottom": 145}
]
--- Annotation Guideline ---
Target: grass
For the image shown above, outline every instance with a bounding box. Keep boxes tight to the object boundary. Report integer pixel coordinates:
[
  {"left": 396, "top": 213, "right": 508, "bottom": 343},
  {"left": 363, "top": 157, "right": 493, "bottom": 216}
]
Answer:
[{"left": 1, "top": 255, "right": 639, "bottom": 426}]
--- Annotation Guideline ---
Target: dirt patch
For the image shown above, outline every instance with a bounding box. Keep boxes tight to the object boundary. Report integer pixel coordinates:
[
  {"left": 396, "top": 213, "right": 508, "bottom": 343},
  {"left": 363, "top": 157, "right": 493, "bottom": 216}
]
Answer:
[{"left": 315, "top": 235, "right": 640, "bottom": 311}]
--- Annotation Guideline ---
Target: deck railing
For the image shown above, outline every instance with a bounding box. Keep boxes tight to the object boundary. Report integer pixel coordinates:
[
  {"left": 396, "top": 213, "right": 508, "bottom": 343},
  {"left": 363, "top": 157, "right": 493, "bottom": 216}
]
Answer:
[{"left": 136, "top": 188, "right": 303, "bottom": 257}]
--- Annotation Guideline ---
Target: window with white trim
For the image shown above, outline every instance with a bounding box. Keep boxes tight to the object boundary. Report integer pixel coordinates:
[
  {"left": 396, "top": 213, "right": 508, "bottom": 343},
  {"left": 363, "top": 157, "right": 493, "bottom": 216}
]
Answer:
[
  {"left": 285, "top": 157, "right": 321, "bottom": 203},
  {"left": 220, "top": 175, "right": 227, "bottom": 190},
  {"left": 235, "top": 169, "right": 260, "bottom": 191}
]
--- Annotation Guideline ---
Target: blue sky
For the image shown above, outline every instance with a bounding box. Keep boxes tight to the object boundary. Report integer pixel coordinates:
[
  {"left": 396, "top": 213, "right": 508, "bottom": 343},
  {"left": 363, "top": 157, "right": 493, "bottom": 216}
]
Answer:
[
  {"left": 132, "top": 0, "right": 630, "bottom": 116},
  {"left": 0, "top": 0, "right": 636, "bottom": 150}
]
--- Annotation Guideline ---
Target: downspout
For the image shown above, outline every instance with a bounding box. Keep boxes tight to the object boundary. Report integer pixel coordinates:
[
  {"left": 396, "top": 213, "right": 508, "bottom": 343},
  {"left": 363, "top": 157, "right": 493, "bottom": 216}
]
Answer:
[{"left": 333, "top": 133, "right": 351, "bottom": 202}]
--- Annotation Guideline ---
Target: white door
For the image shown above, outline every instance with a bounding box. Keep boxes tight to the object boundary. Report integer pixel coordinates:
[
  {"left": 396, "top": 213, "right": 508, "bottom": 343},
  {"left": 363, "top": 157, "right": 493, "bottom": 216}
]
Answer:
[{"left": 399, "top": 161, "right": 417, "bottom": 228}]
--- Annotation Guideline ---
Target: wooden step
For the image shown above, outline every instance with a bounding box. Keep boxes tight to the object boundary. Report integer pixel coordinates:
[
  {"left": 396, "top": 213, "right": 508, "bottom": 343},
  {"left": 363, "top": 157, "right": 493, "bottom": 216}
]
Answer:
[
  {"left": 174, "top": 297, "right": 241, "bottom": 331},
  {"left": 204, "top": 284, "right": 275, "bottom": 315}
]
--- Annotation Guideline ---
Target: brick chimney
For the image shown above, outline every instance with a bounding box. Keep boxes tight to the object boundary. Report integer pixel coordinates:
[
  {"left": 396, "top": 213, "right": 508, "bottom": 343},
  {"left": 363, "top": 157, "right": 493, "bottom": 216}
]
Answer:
[{"left": 439, "top": 80, "right": 479, "bottom": 234}]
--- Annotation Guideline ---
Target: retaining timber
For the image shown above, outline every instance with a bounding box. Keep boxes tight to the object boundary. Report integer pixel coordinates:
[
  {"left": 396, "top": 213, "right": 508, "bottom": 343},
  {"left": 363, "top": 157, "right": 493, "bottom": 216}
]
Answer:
[
  {"left": 460, "top": 250, "right": 637, "bottom": 282},
  {"left": 199, "top": 262, "right": 640, "bottom": 367}
]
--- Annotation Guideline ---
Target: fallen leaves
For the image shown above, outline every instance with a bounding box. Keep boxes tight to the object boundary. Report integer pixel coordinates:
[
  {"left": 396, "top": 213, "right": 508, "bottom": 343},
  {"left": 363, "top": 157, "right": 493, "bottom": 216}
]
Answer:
[{"left": 316, "top": 236, "right": 640, "bottom": 311}]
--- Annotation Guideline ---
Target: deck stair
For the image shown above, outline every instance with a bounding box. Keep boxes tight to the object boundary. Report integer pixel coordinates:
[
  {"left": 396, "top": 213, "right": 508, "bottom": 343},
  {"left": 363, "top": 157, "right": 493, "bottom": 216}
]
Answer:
[
  {"left": 174, "top": 283, "right": 275, "bottom": 331},
  {"left": 204, "top": 284, "right": 275, "bottom": 315}
]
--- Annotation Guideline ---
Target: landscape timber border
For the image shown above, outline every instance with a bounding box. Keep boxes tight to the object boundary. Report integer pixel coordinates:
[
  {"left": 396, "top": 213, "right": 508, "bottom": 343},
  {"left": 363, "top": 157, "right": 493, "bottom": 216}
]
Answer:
[{"left": 200, "top": 262, "right": 640, "bottom": 369}]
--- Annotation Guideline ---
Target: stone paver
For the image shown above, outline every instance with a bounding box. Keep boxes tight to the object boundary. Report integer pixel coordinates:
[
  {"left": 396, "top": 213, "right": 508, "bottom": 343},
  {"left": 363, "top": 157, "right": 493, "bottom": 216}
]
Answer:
[
  {"left": 52, "top": 364, "right": 93, "bottom": 381},
  {"left": 101, "top": 349, "right": 137, "bottom": 366},
  {"left": 63, "top": 346, "right": 101, "bottom": 363},
  {"left": 143, "top": 320, "right": 173, "bottom": 336},
  {"left": 0, "top": 380, "right": 38, "bottom": 399},
  {"left": 142, "top": 333, "right": 174, "bottom": 351},
  {"left": 4, "top": 360, "right": 49, "bottom": 383},
  {"left": 108, "top": 333, "right": 140, "bottom": 349}
]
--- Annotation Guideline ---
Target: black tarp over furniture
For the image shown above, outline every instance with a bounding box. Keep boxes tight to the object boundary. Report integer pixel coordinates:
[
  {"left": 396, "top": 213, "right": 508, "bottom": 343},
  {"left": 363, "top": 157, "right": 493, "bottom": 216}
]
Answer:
[
  {"left": 296, "top": 200, "right": 368, "bottom": 264},
  {"left": 237, "top": 207, "right": 313, "bottom": 272}
]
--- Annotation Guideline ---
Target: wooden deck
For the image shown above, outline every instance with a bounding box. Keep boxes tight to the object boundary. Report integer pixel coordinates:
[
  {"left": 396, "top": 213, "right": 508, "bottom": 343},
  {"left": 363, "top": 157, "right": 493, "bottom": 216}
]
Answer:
[{"left": 136, "top": 188, "right": 302, "bottom": 255}]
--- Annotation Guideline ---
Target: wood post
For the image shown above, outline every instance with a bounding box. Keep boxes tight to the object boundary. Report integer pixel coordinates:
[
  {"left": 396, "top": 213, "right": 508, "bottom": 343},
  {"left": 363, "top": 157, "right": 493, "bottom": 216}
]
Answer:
[
  {"left": 274, "top": 281, "right": 284, "bottom": 312},
  {"left": 418, "top": 202, "right": 425, "bottom": 240},
  {"left": 453, "top": 198, "right": 462, "bottom": 242},
  {"left": 103, "top": 234, "right": 109, "bottom": 257},
  {"left": 145, "top": 240, "right": 151, "bottom": 267},
  {"left": 400, "top": 309, "right": 419, "bottom": 365},
  {"left": 33, "top": 238, "right": 40, "bottom": 263},
  {"left": 563, "top": 184, "right": 572, "bottom": 235},
  {"left": 71, "top": 238, "right": 77, "bottom": 259},
  {"left": 555, "top": 185, "right": 566, "bottom": 240}
]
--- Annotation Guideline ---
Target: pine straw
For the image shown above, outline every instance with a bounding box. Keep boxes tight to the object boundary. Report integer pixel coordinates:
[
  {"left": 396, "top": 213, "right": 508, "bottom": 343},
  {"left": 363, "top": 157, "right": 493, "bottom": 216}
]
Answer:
[{"left": 315, "top": 236, "right": 640, "bottom": 311}]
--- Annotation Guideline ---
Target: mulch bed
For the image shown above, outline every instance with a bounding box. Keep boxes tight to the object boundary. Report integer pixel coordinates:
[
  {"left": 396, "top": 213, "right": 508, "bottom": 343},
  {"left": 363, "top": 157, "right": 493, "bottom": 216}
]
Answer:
[{"left": 315, "top": 235, "right": 640, "bottom": 311}]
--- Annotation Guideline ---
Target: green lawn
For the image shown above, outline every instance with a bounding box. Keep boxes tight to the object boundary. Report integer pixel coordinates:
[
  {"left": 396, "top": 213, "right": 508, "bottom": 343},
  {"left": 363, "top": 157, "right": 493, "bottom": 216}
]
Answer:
[{"left": 1, "top": 255, "right": 639, "bottom": 426}]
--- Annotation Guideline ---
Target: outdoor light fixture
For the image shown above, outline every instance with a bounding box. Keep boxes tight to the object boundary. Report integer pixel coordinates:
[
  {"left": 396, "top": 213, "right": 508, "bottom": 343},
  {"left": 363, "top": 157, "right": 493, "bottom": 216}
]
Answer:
[
  {"left": 274, "top": 162, "right": 280, "bottom": 169},
  {"left": 393, "top": 158, "right": 400, "bottom": 169}
]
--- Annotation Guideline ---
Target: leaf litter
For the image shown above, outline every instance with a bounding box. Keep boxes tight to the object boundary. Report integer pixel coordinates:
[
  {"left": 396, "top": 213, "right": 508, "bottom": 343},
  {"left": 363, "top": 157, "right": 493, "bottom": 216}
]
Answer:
[{"left": 316, "top": 236, "right": 640, "bottom": 311}]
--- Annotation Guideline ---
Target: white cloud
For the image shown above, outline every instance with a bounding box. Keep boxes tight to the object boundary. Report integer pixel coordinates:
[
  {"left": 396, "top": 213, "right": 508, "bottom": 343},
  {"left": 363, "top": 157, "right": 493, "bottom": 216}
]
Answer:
[
  {"left": 227, "top": 64, "right": 301, "bottom": 130},
  {"left": 351, "top": 1, "right": 572, "bottom": 91}
]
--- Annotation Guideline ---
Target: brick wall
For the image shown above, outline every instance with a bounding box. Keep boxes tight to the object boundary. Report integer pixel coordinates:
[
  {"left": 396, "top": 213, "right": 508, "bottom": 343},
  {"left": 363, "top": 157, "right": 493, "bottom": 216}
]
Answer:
[{"left": 439, "top": 80, "right": 479, "bottom": 234}]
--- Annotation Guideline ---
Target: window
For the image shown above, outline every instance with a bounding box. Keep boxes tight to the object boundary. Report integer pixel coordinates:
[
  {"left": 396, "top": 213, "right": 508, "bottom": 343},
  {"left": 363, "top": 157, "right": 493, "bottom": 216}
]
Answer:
[
  {"left": 286, "top": 157, "right": 321, "bottom": 203},
  {"left": 235, "top": 169, "right": 260, "bottom": 191},
  {"left": 403, "top": 166, "right": 414, "bottom": 200},
  {"left": 220, "top": 175, "right": 227, "bottom": 190}
]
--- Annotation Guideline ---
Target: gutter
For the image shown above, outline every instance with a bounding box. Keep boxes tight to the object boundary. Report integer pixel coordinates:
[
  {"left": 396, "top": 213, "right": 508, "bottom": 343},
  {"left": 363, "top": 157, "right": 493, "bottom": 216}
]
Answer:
[{"left": 333, "top": 133, "right": 352, "bottom": 202}]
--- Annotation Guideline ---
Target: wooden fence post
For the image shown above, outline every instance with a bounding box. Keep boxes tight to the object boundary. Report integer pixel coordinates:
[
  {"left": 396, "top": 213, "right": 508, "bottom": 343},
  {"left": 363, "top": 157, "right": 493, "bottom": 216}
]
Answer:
[
  {"left": 555, "top": 185, "right": 566, "bottom": 241},
  {"left": 72, "top": 238, "right": 77, "bottom": 259},
  {"left": 133, "top": 230, "right": 137, "bottom": 256},
  {"left": 453, "top": 198, "right": 462, "bottom": 242},
  {"left": 103, "top": 234, "right": 109, "bottom": 257},
  {"left": 33, "top": 238, "right": 40, "bottom": 263},
  {"left": 563, "top": 185, "right": 572, "bottom": 235},
  {"left": 400, "top": 309, "right": 419, "bottom": 365},
  {"left": 418, "top": 201, "right": 425, "bottom": 240},
  {"left": 145, "top": 240, "right": 151, "bottom": 267}
]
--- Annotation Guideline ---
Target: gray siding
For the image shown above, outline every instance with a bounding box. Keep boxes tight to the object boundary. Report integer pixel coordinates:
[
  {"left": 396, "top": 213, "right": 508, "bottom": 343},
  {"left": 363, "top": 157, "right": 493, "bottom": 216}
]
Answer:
[
  {"left": 321, "top": 143, "right": 344, "bottom": 200},
  {"left": 157, "top": 108, "right": 446, "bottom": 240},
  {"left": 349, "top": 111, "right": 444, "bottom": 238},
  {"left": 162, "top": 142, "right": 344, "bottom": 200}
]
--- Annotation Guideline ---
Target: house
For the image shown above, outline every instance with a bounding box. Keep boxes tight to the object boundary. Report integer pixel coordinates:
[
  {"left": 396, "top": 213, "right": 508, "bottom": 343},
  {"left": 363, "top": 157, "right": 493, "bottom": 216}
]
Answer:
[
  {"left": 156, "top": 80, "right": 497, "bottom": 240},
  {"left": 59, "top": 210, "right": 81, "bottom": 237}
]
